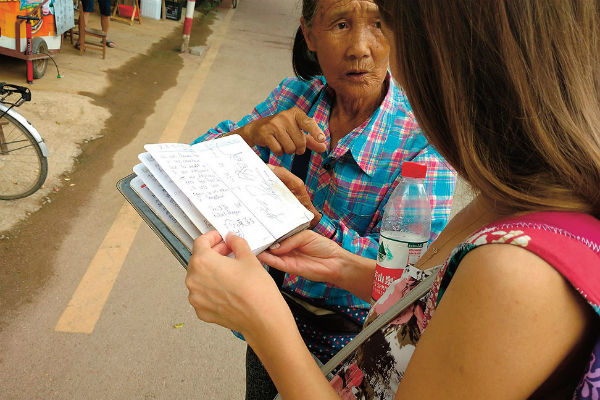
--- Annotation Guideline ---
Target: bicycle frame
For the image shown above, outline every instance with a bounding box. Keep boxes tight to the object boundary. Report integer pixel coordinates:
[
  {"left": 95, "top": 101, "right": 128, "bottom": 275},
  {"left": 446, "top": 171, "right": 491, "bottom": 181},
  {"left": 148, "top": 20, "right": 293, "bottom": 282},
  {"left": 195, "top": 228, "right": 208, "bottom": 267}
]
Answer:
[{"left": 0, "top": 103, "right": 49, "bottom": 157}]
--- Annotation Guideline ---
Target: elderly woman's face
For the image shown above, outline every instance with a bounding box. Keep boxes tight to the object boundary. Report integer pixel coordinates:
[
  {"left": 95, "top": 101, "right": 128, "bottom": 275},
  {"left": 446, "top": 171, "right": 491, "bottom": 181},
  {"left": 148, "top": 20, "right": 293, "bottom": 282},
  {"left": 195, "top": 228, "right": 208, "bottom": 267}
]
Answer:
[{"left": 303, "top": 0, "right": 389, "bottom": 100}]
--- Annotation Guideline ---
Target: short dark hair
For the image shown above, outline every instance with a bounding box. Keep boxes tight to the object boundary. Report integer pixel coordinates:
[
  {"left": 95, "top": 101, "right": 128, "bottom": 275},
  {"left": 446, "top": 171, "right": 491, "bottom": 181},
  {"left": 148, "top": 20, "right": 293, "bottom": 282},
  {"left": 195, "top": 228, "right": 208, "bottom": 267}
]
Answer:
[{"left": 292, "top": 0, "right": 322, "bottom": 80}]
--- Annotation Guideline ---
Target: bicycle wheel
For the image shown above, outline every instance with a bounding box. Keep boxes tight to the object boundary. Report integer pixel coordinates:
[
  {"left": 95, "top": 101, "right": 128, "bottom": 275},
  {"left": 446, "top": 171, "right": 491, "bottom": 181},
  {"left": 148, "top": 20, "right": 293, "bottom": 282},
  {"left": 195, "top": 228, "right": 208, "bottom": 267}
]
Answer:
[
  {"left": 0, "top": 110, "right": 48, "bottom": 200},
  {"left": 32, "top": 38, "right": 49, "bottom": 79}
]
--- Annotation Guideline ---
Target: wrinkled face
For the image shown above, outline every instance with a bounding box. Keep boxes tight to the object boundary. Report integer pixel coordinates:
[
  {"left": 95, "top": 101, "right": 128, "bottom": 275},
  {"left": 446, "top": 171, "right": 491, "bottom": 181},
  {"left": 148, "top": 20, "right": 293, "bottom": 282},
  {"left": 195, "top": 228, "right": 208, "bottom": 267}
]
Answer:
[{"left": 302, "top": 0, "right": 390, "bottom": 100}]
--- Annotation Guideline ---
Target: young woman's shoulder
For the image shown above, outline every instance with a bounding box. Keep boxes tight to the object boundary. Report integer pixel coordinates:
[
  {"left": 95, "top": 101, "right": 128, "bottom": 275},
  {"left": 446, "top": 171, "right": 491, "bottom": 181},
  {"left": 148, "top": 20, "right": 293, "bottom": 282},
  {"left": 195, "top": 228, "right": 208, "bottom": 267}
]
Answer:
[{"left": 397, "top": 242, "right": 595, "bottom": 399}]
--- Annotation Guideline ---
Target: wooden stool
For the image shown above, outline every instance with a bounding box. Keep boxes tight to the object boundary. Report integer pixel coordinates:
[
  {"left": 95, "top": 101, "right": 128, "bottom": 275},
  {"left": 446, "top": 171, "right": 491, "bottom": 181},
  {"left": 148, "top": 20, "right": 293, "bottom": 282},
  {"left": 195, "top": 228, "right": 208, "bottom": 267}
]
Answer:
[
  {"left": 65, "top": 17, "right": 107, "bottom": 59},
  {"left": 64, "top": 1, "right": 107, "bottom": 59},
  {"left": 111, "top": 0, "right": 142, "bottom": 25}
]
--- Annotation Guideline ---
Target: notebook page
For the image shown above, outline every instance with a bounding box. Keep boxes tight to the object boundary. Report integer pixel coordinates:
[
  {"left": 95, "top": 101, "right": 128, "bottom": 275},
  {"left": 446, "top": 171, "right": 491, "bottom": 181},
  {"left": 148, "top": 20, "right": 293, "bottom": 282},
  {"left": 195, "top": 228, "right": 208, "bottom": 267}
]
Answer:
[
  {"left": 138, "top": 151, "right": 213, "bottom": 234},
  {"left": 133, "top": 163, "right": 201, "bottom": 239},
  {"left": 144, "top": 142, "right": 274, "bottom": 252},
  {"left": 145, "top": 139, "right": 311, "bottom": 253},
  {"left": 130, "top": 176, "right": 195, "bottom": 251},
  {"left": 191, "top": 135, "right": 314, "bottom": 239}
]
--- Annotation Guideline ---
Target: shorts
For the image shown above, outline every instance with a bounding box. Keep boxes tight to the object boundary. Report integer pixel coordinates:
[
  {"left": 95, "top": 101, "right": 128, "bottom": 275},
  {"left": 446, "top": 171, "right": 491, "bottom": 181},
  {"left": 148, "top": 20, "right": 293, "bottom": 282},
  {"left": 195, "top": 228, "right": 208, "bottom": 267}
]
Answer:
[{"left": 81, "top": 0, "right": 111, "bottom": 17}]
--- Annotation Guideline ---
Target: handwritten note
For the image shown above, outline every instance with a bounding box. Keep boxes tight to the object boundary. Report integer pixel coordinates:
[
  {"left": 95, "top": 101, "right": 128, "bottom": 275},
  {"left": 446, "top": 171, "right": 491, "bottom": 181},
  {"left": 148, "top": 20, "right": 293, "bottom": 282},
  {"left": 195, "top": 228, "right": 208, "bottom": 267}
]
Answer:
[
  {"left": 138, "top": 151, "right": 214, "bottom": 234},
  {"left": 140, "top": 135, "right": 312, "bottom": 254}
]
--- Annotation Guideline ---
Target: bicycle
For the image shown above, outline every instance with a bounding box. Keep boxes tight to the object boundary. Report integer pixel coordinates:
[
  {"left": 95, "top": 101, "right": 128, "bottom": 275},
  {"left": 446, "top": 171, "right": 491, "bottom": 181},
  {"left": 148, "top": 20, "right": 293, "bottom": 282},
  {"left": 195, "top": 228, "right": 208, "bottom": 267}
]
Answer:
[{"left": 0, "top": 83, "right": 49, "bottom": 200}]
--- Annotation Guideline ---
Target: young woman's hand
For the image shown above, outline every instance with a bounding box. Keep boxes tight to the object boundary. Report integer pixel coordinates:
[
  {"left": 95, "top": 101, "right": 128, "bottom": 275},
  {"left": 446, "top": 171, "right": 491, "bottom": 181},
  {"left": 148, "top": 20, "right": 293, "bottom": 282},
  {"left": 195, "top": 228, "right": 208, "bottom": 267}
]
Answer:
[
  {"left": 237, "top": 107, "right": 328, "bottom": 155},
  {"left": 185, "top": 231, "right": 338, "bottom": 400},
  {"left": 185, "top": 231, "right": 288, "bottom": 335}
]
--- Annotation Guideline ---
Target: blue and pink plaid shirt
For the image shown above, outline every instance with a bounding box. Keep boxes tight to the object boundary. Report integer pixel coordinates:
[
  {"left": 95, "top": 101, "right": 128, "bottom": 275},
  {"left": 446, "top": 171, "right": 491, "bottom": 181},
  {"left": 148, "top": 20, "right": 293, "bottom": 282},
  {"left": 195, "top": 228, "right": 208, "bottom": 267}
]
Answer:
[{"left": 193, "top": 74, "right": 456, "bottom": 310}]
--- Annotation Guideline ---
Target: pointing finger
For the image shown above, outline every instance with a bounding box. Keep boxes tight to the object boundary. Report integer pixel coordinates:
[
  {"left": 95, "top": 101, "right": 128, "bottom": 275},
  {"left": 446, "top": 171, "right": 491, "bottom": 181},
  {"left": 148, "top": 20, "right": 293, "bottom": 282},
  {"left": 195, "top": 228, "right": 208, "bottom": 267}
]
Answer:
[{"left": 293, "top": 109, "right": 327, "bottom": 153}]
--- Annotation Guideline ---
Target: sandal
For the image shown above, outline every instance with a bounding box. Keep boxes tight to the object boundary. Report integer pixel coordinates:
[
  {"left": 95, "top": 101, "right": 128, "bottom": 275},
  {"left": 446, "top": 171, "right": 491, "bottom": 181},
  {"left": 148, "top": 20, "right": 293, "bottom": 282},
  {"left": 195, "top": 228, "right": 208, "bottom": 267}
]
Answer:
[
  {"left": 74, "top": 41, "right": 84, "bottom": 51},
  {"left": 106, "top": 39, "right": 117, "bottom": 48}
]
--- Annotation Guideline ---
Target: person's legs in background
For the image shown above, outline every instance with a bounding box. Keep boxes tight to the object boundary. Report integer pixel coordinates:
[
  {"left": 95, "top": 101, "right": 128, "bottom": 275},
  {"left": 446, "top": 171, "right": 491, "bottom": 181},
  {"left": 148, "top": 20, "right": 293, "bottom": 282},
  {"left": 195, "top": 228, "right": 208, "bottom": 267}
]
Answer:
[
  {"left": 98, "top": 0, "right": 116, "bottom": 47},
  {"left": 80, "top": 0, "right": 92, "bottom": 38},
  {"left": 78, "top": 0, "right": 115, "bottom": 48},
  {"left": 75, "top": 0, "right": 92, "bottom": 50}
]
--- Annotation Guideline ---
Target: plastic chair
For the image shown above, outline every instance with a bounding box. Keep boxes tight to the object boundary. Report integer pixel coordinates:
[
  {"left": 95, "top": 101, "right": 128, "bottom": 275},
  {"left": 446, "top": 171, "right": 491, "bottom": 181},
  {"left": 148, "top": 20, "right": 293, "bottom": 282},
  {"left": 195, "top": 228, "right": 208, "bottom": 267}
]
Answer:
[{"left": 111, "top": 0, "right": 142, "bottom": 25}]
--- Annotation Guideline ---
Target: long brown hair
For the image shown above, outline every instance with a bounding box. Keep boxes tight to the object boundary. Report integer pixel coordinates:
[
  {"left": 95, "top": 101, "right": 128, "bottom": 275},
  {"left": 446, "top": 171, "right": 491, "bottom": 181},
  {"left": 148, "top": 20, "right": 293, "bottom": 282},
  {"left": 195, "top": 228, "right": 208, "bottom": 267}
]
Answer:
[{"left": 375, "top": 0, "right": 600, "bottom": 217}]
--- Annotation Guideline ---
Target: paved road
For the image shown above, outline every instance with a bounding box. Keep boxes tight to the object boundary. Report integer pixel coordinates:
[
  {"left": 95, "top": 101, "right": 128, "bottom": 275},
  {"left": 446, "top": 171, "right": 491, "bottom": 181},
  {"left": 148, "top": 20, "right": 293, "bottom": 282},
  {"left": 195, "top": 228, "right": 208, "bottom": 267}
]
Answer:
[{"left": 0, "top": 1, "right": 301, "bottom": 398}]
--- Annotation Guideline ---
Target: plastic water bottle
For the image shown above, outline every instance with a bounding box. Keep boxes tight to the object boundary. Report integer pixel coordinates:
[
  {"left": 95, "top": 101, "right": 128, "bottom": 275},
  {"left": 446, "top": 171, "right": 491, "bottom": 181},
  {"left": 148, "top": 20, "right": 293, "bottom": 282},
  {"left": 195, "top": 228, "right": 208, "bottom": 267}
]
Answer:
[{"left": 371, "top": 161, "right": 432, "bottom": 302}]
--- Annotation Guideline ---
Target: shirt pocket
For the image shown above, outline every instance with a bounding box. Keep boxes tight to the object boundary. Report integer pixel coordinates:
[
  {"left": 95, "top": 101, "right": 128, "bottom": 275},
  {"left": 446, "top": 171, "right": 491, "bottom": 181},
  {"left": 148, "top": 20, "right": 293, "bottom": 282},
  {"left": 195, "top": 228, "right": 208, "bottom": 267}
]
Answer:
[{"left": 325, "top": 178, "right": 380, "bottom": 235}]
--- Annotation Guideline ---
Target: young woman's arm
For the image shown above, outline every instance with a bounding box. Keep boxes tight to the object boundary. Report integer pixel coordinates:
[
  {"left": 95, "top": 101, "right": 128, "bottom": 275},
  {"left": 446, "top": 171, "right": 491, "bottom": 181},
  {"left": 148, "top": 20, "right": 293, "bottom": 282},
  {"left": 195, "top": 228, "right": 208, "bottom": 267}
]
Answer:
[
  {"left": 243, "top": 300, "right": 338, "bottom": 399},
  {"left": 396, "top": 243, "right": 594, "bottom": 399},
  {"left": 185, "top": 231, "right": 340, "bottom": 399}
]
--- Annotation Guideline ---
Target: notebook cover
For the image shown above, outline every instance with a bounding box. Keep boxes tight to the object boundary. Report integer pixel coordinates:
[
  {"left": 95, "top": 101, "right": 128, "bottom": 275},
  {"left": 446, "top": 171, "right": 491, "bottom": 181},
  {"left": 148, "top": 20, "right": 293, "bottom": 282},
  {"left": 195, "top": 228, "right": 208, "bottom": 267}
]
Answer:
[{"left": 116, "top": 173, "right": 191, "bottom": 269}]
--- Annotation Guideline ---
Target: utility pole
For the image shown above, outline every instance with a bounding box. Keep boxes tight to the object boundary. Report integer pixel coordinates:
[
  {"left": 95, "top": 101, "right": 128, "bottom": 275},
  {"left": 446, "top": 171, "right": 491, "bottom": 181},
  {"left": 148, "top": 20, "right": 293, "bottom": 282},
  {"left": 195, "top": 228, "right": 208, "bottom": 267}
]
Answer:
[{"left": 180, "top": 0, "right": 195, "bottom": 52}]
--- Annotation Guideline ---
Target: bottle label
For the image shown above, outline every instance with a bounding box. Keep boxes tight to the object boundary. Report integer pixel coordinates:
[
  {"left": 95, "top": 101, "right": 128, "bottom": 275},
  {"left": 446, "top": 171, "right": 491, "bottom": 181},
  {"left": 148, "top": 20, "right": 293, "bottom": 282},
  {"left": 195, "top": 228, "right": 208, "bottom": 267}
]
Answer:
[{"left": 371, "top": 234, "right": 428, "bottom": 301}]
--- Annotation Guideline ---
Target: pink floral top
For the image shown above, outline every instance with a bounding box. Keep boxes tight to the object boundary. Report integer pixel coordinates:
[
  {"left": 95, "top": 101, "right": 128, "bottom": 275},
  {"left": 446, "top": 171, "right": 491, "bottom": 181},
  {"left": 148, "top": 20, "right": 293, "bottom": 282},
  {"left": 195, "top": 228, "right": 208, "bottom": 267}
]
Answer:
[{"left": 330, "top": 211, "right": 600, "bottom": 399}]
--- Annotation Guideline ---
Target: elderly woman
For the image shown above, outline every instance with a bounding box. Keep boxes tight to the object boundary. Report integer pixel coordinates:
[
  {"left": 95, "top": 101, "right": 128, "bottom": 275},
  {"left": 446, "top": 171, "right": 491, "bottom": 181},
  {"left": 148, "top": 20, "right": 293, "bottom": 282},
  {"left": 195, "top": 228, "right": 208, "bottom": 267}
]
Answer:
[
  {"left": 187, "top": 0, "right": 600, "bottom": 398},
  {"left": 192, "top": 0, "right": 455, "bottom": 398}
]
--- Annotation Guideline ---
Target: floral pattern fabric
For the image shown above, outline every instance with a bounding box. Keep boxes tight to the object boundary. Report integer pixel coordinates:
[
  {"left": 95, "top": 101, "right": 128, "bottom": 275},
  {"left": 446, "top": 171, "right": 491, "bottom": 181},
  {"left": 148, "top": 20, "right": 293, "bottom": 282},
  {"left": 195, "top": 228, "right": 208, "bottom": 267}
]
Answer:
[
  {"left": 330, "top": 265, "right": 439, "bottom": 399},
  {"left": 331, "top": 211, "right": 600, "bottom": 399}
]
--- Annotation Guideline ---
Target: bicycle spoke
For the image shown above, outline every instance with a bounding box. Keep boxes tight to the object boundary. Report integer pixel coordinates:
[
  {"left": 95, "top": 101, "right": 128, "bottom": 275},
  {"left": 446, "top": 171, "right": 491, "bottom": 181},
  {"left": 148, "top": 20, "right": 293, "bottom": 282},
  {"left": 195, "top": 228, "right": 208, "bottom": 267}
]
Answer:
[{"left": 0, "top": 111, "right": 47, "bottom": 199}]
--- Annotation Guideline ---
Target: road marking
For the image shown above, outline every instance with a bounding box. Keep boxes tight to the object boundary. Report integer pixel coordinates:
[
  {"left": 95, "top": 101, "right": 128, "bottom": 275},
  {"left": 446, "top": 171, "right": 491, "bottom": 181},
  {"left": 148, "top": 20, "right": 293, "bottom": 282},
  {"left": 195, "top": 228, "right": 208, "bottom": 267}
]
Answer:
[
  {"left": 55, "top": 7, "right": 236, "bottom": 334},
  {"left": 54, "top": 204, "right": 141, "bottom": 333}
]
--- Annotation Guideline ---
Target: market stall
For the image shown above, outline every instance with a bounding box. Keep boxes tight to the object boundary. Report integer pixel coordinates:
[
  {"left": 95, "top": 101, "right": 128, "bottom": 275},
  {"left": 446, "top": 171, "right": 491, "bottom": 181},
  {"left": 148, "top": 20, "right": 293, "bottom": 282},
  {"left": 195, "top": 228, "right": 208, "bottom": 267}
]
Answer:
[{"left": 0, "top": 0, "right": 74, "bottom": 82}]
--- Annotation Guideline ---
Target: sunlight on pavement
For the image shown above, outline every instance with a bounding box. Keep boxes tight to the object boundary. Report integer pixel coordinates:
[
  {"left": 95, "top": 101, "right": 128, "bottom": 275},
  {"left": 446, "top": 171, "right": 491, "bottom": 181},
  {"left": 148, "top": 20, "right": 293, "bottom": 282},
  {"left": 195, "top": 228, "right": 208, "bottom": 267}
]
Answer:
[{"left": 55, "top": 6, "right": 236, "bottom": 334}]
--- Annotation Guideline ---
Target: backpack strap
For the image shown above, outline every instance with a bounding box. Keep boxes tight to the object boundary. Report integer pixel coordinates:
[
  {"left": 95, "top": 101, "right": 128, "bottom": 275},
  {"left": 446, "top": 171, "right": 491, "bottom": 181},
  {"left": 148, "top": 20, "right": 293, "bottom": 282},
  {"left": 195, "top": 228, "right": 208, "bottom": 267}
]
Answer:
[
  {"left": 272, "top": 271, "right": 437, "bottom": 400},
  {"left": 321, "top": 271, "right": 438, "bottom": 375}
]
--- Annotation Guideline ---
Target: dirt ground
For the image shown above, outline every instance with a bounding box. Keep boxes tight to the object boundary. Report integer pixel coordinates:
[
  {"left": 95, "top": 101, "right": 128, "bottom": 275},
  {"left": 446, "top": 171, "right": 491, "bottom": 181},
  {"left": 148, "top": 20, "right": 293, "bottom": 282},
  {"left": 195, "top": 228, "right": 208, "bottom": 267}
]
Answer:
[
  {"left": 0, "top": 5, "right": 221, "bottom": 324},
  {"left": 0, "top": 5, "right": 220, "bottom": 234}
]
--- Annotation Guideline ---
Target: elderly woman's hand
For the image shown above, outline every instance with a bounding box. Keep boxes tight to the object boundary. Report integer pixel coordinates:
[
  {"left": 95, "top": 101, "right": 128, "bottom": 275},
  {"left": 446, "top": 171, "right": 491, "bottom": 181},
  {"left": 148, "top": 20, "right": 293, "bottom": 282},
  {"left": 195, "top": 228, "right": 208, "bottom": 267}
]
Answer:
[
  {"left": 258, "top": 230, "right": 345, "bottom": 285},
  {"left": 185, "top": 231, "right": 288, "bottom": 335},
  {"left": 269, "top": 165, "right": 322, "bottom": 228},
  {"left": 259, "top": 230, "right": 377, "bottom": 302},
  {"left": 238, "top": 107, "right": 328, "bottom": 156}
]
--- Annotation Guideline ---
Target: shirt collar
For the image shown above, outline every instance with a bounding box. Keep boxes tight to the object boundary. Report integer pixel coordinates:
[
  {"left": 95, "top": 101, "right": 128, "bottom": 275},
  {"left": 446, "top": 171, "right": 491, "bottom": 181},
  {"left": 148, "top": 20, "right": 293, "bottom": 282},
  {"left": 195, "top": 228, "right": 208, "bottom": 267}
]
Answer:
[{"left": 334, "top": 73, "right": 406, "bottom": 176}]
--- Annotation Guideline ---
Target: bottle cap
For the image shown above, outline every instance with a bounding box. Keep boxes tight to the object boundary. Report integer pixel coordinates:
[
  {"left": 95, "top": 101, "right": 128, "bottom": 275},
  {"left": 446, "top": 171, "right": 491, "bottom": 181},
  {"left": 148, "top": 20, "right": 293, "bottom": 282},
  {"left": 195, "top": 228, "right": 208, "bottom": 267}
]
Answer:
[{"left": 401, "top": 161, "right": 427, "bottom": 179}]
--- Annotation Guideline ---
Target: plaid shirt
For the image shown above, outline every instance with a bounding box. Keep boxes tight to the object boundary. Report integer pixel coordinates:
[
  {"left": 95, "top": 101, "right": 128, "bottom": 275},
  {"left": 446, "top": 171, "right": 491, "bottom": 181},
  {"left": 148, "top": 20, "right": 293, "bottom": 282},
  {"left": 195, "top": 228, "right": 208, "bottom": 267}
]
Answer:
[{"left": 193, "top": 75, "right": 456, "bottom": 310}]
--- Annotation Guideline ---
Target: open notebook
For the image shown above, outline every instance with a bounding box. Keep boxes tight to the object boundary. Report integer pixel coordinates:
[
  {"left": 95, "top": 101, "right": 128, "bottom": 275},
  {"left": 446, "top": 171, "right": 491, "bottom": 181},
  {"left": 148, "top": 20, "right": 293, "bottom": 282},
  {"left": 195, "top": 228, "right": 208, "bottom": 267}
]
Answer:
[{"left": 117, "top": 134, "right": 314, "bottom": 265}]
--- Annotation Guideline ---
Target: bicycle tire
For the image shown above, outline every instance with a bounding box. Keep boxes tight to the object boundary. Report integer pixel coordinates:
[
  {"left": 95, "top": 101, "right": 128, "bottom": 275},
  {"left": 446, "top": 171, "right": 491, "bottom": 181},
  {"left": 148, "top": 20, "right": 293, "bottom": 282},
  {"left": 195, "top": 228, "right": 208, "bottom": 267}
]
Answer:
[
  {"left": 0, "top": 110, "right": 48, "bottom": 200},
  {"left": 32, "top": 38, "right": 49, "bottom": 80}
]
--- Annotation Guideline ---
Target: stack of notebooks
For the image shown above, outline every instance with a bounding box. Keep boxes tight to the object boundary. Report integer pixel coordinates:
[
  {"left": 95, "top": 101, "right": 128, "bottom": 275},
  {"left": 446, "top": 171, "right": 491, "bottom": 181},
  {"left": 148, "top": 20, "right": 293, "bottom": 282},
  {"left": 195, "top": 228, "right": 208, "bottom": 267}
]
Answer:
[{"left": 117, "top": 134, "right": 314, "bottom": 266}]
